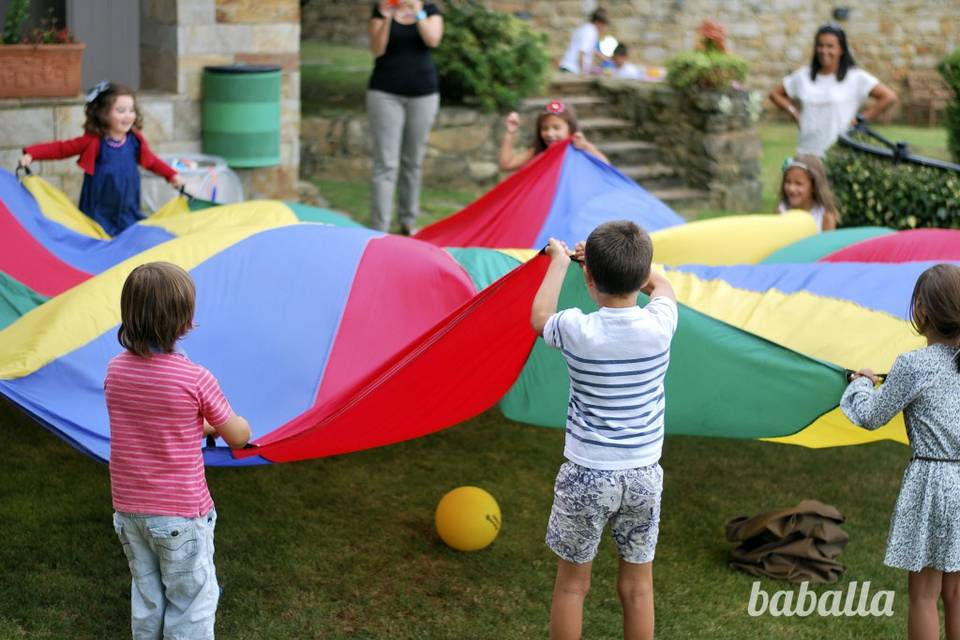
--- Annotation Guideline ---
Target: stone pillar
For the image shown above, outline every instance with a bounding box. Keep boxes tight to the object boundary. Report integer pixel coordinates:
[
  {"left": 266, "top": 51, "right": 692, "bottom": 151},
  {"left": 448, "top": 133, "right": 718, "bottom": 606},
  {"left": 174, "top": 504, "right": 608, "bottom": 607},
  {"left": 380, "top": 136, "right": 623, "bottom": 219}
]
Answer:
[
  {"left": 600, "top": 79, "right": 763, "bottom": 212},
  {"left": 140, "top": 0, "right": 301, "bottom": 200}
]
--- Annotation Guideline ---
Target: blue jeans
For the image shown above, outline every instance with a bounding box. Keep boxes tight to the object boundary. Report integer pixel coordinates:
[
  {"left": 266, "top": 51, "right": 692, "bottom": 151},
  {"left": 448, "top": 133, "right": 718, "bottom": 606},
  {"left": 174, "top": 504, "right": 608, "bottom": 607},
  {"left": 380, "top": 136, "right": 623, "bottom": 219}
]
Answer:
[{"left": 113, "top": 509, "right": 219, "bottom": 639}]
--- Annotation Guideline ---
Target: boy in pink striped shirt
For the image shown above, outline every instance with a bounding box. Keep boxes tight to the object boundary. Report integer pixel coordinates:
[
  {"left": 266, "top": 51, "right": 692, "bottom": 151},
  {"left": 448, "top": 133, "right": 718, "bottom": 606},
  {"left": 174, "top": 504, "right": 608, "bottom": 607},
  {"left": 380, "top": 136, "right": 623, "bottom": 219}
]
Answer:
[{"left": 106, "top": 262, "right": 251, "bottom": 640}]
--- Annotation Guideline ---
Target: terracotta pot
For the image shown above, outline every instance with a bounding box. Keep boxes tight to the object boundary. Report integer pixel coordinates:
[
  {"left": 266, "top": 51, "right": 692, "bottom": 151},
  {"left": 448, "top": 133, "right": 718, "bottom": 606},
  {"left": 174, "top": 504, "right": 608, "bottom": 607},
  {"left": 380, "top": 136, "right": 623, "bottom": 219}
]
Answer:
[{"left": 0, "top": 43, "right": 85, "bottom": 99}]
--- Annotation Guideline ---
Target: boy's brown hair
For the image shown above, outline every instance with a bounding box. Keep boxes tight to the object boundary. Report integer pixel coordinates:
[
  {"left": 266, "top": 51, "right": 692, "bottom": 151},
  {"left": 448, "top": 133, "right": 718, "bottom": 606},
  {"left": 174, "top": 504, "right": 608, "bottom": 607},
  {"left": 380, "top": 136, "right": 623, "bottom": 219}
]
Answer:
[
  {"left": 584, "top": 220, "right": 653, "bottom": 295},
  {"left": 84, "top": 82, "right": 142, "bottom": 137},
  {"left": 910, "top": 263, "right": 960, "bottom": 372},
  {"left": 118, "top": 262, "right": 196, "bottom": 357}
]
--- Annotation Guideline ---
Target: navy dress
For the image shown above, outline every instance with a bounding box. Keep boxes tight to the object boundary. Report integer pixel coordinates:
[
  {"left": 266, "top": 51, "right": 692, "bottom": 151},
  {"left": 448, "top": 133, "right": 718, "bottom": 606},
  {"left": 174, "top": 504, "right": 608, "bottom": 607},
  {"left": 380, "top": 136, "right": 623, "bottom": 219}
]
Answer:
[{"left": 78, "top": 134, "right": 143, "bottom": 236}]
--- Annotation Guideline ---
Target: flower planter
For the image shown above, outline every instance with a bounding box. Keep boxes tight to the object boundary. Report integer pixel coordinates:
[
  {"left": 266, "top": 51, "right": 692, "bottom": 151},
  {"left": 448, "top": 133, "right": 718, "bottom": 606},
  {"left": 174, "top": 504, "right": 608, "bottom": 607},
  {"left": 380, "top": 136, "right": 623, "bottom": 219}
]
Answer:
[{"left": 0, "top": 43, "right": 85, "bottom": 98}]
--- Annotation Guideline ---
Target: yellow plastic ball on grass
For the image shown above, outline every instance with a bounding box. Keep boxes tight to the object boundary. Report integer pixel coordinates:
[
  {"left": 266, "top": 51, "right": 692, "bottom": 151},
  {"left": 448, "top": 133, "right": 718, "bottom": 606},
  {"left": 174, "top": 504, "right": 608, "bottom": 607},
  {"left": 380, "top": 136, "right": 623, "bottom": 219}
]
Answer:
[{"left": 435, "top": 486, "right": 501, "bottom": 551}]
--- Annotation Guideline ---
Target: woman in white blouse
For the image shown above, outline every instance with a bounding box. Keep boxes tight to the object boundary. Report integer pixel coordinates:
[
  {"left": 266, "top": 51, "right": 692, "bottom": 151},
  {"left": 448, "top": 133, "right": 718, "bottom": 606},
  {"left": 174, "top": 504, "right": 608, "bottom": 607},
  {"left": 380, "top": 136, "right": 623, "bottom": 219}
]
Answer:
[{"left": 769, "top": 23, "right": 897, "bottom": 157}]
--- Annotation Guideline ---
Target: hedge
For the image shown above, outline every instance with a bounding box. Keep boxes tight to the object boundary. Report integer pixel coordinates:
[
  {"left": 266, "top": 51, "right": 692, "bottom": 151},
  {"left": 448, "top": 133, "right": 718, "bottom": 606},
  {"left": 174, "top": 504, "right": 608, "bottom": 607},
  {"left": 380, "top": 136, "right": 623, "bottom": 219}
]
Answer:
[{"left": 825, "top": 144, "right": 960, "bottom": 229}]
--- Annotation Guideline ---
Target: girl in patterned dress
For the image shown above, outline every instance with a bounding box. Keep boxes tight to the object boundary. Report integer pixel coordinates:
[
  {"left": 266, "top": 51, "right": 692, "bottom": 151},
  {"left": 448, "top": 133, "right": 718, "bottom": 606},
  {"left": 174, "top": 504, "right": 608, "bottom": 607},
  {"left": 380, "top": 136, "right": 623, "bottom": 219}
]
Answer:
[
  {"left": 841, "top": 263, "right": 960, "bottom": 640},
  {"left": 20, "top": 82, "right": 184, "bottom": 236}
]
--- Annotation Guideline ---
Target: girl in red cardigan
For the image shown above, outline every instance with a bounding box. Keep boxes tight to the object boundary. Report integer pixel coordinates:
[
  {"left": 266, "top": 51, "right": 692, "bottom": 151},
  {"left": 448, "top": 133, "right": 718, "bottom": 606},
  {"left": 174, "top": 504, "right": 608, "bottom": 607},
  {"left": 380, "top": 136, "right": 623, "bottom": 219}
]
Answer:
[{"left": 19, "top": 82, "right": 184, "bottom": 236}]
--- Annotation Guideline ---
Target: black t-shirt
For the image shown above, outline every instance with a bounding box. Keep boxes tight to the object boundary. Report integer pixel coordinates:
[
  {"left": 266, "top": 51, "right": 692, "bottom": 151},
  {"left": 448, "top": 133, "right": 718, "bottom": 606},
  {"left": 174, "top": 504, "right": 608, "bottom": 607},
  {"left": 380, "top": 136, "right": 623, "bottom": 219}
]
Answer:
[{"left": 368, "top": 3, "right": 441, "bottom": 97}]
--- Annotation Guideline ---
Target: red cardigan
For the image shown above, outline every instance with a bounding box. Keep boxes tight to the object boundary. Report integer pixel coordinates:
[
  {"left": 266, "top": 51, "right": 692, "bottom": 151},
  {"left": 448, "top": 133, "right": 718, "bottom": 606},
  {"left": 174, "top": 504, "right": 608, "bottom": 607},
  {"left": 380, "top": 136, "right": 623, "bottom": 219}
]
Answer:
[{"left": 24, "top": 131, "right": 177, "bottom": 181}]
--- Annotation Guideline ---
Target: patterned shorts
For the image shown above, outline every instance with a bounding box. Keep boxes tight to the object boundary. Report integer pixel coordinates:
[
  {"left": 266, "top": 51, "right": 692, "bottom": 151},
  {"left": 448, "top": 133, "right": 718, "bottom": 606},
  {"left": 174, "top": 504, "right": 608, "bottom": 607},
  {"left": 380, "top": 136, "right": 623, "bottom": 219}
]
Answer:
[{"left": 546, "top": 461, "right": 663, "bottom": 564}]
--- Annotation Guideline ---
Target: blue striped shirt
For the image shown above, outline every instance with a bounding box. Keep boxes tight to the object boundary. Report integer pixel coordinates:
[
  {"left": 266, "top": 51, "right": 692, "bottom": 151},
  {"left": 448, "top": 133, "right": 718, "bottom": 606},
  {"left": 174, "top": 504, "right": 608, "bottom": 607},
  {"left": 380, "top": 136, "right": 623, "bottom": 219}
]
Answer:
[{"left": 543, "top": 297, "right": 678, "bottom": 470}]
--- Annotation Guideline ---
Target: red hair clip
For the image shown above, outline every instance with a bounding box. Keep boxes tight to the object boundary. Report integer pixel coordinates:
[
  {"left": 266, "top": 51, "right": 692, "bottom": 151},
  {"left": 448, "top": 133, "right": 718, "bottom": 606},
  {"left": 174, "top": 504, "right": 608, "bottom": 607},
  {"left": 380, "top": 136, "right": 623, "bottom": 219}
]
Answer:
[{"left": 546, "top": 100, "right": 566, "bottom": 115}]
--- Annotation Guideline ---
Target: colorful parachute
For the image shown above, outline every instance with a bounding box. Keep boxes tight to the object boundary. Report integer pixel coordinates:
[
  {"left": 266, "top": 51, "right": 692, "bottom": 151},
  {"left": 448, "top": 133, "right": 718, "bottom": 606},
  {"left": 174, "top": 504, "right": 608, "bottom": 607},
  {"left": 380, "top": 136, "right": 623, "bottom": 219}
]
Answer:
[
  {"left": 2, "top": 167, "right": 958, "bottom": 466},
  {"left": 414, "top": 140, "right": 685, "bottom": 248}
]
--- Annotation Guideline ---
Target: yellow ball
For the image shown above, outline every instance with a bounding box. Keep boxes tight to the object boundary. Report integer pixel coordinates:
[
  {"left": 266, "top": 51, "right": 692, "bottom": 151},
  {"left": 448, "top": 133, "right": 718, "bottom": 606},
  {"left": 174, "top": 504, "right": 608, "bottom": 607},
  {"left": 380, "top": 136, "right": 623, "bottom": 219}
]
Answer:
[{"left": 435, "top": 486, "right": 501, "bottom": 551}]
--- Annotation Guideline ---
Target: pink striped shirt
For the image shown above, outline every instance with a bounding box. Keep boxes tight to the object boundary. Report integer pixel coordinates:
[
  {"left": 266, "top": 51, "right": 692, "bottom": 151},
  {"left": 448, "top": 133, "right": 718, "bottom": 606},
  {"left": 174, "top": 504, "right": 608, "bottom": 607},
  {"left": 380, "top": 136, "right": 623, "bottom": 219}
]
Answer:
[{"left": 106, "top": 351, "right": 233, "bottom": 517}]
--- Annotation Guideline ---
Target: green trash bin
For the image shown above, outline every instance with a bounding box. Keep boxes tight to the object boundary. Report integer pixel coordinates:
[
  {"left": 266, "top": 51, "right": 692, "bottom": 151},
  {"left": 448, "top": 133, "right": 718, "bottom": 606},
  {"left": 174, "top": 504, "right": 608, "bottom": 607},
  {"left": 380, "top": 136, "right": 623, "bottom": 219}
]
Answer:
[{"left": 202, "top": 64, "right": 281, "bottom": 168}]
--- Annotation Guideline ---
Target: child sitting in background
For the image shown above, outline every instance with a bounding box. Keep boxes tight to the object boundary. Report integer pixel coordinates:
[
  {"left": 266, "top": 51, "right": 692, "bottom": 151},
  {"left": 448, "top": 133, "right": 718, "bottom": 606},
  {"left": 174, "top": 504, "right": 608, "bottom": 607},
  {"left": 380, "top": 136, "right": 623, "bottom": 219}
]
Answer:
[
  {"left": 107, "top": 262, "right": 251, "bottom": 639},
  {"left": 611, "top": 44, "right": 644, "bottom": 80},
  {"left": 499, "top": 100, "right": 609, "bottom": 172},
  {"left": 776, "top": 154, "right": 840, "bottom": 231},
  {"left": 531, "top": 221, "right": 677, "bottom": 640},
  {"left": 558, "top": 8, "right": 609, "bottom": 75},
  {"left": 20, "top": 82, "right": 183, "bottom": 236}
]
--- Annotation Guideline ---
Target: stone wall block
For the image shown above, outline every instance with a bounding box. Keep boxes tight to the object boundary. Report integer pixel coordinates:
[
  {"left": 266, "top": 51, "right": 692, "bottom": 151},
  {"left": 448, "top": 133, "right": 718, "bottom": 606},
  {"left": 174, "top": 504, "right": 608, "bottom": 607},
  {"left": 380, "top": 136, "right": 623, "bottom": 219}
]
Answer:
[
  {"left": 0, "top": 108, "right": 54, "bottom": 147},
  {"left": 143, "top": 0, "right": 178, "bottom": 24},
  {"left": 140, "top": 23, "right": 178, "bottom": 50},
  {"left": 429, "top": 124, "right": 491, "bottom": 154},
  {"left": 344, "top": 119, "right": 371, "bottom": 154},
  {"left": 173, "top": 101, "right": 202, "bottom": 141},
  {"left": 179, "top": 0, "right": 216, "bottom": 24},
  {"left": 180, "top": 24, "right": 253, "bottom": 55},
  {"left": 54, "top": 105, "right": 85, "bottom": 139},
  {"left": 139, "top": 100, "right": 176, "bottom": 144},
  {"left": 0, "top": 148, "right": 24, "bottom": 172},
  {"left": 435, "top": 108, "right": 480, "bottom": 128},
  {"left": 140, "top": 47, "right": 180, "bottom": 93},
  {"left": 216, "top": 0, "right": 300, "bottom": 24},
  {"left": 250, "top": 24, "right": 301, "bottom": 54}
]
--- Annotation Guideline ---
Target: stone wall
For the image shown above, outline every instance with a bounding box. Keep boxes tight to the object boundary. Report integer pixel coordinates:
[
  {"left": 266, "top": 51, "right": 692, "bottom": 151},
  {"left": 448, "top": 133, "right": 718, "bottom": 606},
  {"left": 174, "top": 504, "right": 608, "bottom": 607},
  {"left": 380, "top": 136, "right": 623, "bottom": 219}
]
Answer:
[
  {"left": 600, "top": 78, "right": 763, "bottom": 212},
  {"left": 302, "top": 0, "right": 958, "bottom": 104},
  {"left": 301, "top": 107, "right": 502, "bottom": 188},
  {"left": 140, "top": 0, "right": 301, "bottom": 199},
  {"left": 0, "top": 92, "right": 196, "bottom": 200}
]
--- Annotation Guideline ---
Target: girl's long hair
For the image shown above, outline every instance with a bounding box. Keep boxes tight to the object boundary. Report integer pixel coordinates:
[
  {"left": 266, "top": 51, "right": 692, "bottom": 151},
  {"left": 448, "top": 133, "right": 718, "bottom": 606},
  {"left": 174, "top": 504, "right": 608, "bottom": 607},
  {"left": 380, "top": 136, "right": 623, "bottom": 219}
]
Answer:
[
  {"left": 779, "top": 154, "right": 840, "bottom": 221},
  {"left": 910, "top": 264, "right": 960, "bottom": 372},
  {"left": 84, "top": 83, "right": 142, "bottom": 137},
  {"left": 533, "top": 107, "right": 580, "bottom": 155},
  {"left": 809, "top": 23, "right": 857, "bottom": 82}
]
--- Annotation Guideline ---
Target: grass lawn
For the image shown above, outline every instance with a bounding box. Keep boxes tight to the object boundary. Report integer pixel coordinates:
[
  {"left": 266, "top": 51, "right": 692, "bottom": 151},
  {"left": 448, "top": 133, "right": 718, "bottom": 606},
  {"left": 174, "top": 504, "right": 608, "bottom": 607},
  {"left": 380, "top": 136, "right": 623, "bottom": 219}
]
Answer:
[
  {"left": 0, "top": 397, "right": 914, "bottom": 639},
  {"left": 1, "top": 41, "right": 951, "bottom": 640},
  {"left": 301, "top": 42, "right": 372, "bottom": 117}
]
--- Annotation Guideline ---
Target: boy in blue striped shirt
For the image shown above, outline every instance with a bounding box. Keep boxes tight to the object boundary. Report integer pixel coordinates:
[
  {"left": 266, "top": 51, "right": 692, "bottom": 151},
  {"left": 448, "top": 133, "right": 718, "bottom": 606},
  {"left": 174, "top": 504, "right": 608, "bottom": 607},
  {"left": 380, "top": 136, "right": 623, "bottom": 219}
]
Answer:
[{"left": 531, "top": 221, "right": 677, "bottom": 640}]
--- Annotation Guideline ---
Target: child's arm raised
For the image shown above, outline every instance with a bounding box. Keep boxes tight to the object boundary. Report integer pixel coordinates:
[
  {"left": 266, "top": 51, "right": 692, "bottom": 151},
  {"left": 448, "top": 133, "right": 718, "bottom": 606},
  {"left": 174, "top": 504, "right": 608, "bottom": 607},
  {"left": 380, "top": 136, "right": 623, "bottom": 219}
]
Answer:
[
  {"left": 499, "top": 112, "right": 533, "bottom": 172},
  {"left": 640, "top": 268, "right": 676, "bottom": 302},
  {"left": 571, "top": 132, "right": 609, "bottom": 164},
  {"left": 531, "top": 238, "right": 571, "bottom": 336},
  {"left": 841, "top": 355, "right": 923, "bottom": 430}
]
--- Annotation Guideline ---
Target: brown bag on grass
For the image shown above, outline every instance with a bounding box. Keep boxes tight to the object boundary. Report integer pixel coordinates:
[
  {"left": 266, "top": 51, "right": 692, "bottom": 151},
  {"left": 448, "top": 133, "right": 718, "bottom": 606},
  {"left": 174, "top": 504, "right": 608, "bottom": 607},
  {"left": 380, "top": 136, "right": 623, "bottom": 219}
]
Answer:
[{"left": 725, "top": 499, "right": 849, "bottom": 584}]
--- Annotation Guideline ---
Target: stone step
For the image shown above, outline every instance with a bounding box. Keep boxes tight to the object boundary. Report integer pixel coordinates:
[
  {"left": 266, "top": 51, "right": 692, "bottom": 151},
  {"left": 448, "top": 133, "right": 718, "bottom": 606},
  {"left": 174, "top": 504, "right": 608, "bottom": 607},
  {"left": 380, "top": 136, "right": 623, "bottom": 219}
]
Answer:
[
  {"left": 578, "top": 117, "right": 636, "bottom": 142},
  {"left": 597, "top": 139, "right": 659, "bottom": 165},
  {"left": 647, "top": 187, "right": 712, "bottom": 212},
  {"left": 618, "top": 163, "right": 680, "bottom": 183},
  {"left": 547, "top": 75, "right": 597, "bottom": 96},
  {"left": 521, "top": 94, "right": 614, "bottom": 119}
]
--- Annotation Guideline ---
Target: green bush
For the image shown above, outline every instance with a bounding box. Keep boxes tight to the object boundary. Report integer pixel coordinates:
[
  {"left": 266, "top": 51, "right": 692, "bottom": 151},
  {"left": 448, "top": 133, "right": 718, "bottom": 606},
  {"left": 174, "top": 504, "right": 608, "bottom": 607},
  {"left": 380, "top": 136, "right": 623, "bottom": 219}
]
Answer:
[
  {"left": 2, "top": 0, "right": 30, "bottom": 44},
  {"left": 938, "top": 48, "right": 960, "bottom": 163},
  {"left": 433, "top": 0, "right": 549, "bottom": 112},
  {"left": 665, "top": 50, "right": 748, "bottom": 91},
  {"left": 825, "top": 144, "right": 960, "bottom": 229}
]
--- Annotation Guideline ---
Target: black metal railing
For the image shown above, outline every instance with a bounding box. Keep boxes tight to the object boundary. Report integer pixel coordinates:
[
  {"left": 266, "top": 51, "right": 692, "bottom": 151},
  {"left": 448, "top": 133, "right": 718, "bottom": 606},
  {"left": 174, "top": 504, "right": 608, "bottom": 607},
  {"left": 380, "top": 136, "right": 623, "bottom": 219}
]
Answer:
[{"left": 837, "top": 116, "right": 960, "bottom": 173}]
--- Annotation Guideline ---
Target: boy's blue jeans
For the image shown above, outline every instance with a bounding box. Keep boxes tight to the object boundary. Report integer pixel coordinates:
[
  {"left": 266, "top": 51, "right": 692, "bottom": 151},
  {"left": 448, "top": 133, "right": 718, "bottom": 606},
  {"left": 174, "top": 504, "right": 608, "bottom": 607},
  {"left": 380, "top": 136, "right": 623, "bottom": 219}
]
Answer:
[{"left": 113, "top": 509, "right": 219, "bottom": 640}]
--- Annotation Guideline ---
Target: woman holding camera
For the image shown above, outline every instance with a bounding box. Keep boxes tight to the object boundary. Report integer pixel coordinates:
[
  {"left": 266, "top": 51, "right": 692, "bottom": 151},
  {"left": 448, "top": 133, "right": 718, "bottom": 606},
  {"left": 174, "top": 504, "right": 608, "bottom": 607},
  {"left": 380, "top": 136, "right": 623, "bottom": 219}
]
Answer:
[{"left": 367, "top": 0, "right": 443, "bottom": 235}]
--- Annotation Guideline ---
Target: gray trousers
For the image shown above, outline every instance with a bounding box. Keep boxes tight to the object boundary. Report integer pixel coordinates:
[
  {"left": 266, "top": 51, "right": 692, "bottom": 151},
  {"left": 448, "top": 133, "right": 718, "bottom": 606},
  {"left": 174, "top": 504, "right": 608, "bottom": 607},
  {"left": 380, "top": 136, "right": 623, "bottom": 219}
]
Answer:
[{"left": 366, "top": 89, "right": 440, "bottom": 231}]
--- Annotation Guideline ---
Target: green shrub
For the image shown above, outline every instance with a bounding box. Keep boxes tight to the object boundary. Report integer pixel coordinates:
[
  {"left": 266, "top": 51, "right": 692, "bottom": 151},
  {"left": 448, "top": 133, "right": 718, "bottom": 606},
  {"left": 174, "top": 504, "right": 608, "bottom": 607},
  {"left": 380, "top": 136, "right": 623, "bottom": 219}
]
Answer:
[
  {"left": 433, "top": 0, "right": 549, "bottom": 112},
  {"left": 665, "top": 50, "right": 748, "bottom": 91},
  {"left": 2, "top": 0, "right": 30, "bottom": 44},
  {"left": 825, "top": 144, "right": 960, "bottom": 229},
  {"left": 938, "top": 48, "right": 960, "bottom": 163}
]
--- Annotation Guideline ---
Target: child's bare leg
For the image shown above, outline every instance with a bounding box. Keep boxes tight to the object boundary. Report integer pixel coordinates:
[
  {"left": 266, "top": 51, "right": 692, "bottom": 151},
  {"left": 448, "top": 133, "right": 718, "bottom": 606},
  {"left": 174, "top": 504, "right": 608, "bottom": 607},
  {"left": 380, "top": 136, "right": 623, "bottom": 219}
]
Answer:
[
  {"left": 550, "top": 558, "right": 592, "bottom": 640},
  {"left": 909, "top": 567, "right": 943, "bottom": 640},
  {"left": 942, "top": 571, "right": 960, "bottom": 640},
  {"left": 618, "top": 559, "right": 654, "bottom": 640}
]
